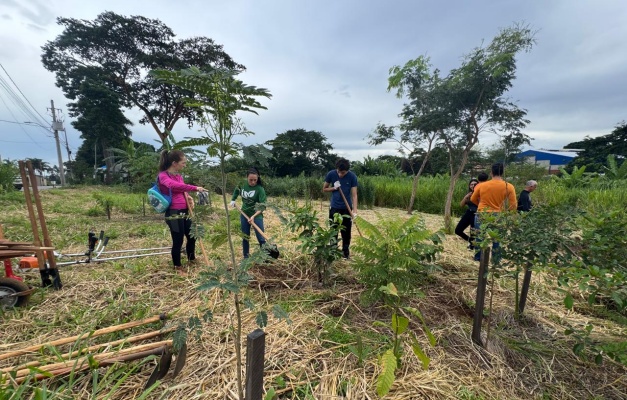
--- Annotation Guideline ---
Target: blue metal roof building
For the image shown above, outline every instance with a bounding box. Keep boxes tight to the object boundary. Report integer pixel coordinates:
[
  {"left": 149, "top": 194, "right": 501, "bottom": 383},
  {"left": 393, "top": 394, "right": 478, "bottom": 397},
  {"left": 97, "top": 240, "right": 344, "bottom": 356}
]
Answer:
[{"left": 516, "top": 149, "right": 579, "bottom": 174}]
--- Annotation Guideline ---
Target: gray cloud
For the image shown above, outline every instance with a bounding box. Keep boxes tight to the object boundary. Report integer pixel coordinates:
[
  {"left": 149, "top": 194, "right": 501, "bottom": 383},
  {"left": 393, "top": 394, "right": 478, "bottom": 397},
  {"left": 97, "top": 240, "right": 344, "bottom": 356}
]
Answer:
[
  {"left": 2, "top": 0, "right": 55, "bottom": 26},
  {"left": 1, "top": 0, "right": 626, "bottom": 167}
]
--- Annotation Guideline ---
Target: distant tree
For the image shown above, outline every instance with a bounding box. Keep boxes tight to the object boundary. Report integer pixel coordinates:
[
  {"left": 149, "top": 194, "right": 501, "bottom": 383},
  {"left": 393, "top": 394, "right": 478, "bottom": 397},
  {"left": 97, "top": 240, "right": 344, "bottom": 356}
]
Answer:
[
  {"left": 395, "top": 25, "right": 535, "bottom": 229},
  {"left": 26, "top": 158, "right": 50, "bottom": 177},
  {"left": 69, "top": 81, "right": 133, "bottom": 184},
  {"left": 42, "top": 11, "right": 243, "bottom": 143},
  {"left": 351, "top": 155, "right": 401, "bottom": 177},
  {"left": 565, "top": 122, "right": 627, "bottom": 172},
  {"left": 371, "top": 57, "right": 443, "bottom": 214},
  {"left": 107, "top": 140, "right": 158, "bottom": 189},
  {"left": 265, "top": 129, "right": 336, "bottom": 177},
  {"left": 486, "top": 132, "right": 532, "bottom": 165}
]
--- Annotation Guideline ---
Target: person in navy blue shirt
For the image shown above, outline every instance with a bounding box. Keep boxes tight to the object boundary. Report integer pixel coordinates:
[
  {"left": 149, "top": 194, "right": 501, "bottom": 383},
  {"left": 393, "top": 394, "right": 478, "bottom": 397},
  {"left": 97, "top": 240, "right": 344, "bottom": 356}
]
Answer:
[{"left": 323, "top": 158, "right": 358, "bottom": 259}]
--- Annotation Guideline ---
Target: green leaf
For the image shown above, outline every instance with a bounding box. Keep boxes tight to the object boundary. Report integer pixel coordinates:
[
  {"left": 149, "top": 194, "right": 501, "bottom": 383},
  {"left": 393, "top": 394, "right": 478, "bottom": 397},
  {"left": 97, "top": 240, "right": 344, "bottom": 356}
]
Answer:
[
  {"left": 404, "top": 306, "right": 436, "bottom": 346},
  {"left": 379, "top": 282, "right": 399, "bottom": 297},
  {"left": 594, "top": 353, "right": 603, "bottom": 365},
  {"left": 376, "top": 349, "right": 398, "bottom": 397},
  {"left": 564, "top": 293, "right": 574, "bottom": 309},
  {"left": 243, "top": 297, "right": 255, "bottom": 311},
  {"left": 264, "top": 387, "right": 277, "bottom": 400},
  {"left": 391, "top": 314, "right": 409, "bottom": 335},
  {"left": 573, "top": 342, "right": 585, "bottom": 355},
  {"left": 410, "top": 335, "right": 430, "bottom": 370},
  {"left": 256, "top": 311, "right": 268, "bottom": 328},
  {"left": 272, "top": 305, "right": 291, "bottom": 324}
]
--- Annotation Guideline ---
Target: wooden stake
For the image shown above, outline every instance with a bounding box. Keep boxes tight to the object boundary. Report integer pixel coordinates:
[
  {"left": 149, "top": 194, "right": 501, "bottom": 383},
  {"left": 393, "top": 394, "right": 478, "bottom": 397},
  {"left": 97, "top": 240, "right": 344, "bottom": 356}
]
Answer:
[{"left": 0, "top": 313, "right": 166, "bottom": 361}]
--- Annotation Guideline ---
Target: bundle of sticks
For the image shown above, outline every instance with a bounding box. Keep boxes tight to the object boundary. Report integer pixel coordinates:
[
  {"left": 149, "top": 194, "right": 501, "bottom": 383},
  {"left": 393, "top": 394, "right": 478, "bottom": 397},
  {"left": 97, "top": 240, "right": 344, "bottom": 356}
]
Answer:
[{"left": 0, "top": 313, "right": 180, "bottom": 385}]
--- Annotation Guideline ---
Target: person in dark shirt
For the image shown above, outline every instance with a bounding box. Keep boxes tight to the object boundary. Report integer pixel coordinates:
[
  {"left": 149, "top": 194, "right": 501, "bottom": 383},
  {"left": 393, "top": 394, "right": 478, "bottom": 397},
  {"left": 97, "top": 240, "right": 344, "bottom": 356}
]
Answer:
[
  {"left": 455, "top": 178, "right": 479, "bottom": 249},
  {"left": 323, "top": 158, "right": 358, "bottom": 259},
  {"left": 517, "top": 180, "right": 537, "bottom": 212}
]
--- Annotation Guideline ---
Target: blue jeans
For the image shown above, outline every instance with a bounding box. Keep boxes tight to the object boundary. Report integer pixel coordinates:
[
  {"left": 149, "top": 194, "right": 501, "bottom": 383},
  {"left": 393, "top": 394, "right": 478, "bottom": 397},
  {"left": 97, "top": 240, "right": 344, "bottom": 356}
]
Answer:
[
  {"left": 474, "top": 214, "right": 501, "bottom": 263},
  {"left": 240, "top": 215, "right": 266, "bottom": 258}
]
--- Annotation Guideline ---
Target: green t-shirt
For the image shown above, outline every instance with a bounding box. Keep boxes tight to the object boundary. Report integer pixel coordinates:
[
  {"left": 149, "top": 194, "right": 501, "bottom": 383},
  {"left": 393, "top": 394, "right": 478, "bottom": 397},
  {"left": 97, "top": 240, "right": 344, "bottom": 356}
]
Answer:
[{"left": 232, "top": 182, "right": 267, "bottom": 218}]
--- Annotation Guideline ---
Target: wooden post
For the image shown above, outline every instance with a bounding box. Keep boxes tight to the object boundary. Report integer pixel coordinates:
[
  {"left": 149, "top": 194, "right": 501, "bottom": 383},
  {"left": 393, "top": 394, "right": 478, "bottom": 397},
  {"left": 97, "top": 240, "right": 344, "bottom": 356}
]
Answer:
[
  {"left": 245, "top": 329, "right": 265, "bottom": 400},
  {"left": 518, "top": 267, "right": 533, "bottom": 315},
  {"left": 472, "top": 248, "right": 491, "bottom": 346},
  {"left": 26, "top": 161, "right": 57, "bottom": 270},
  {"left": 18, "top": 161, "right": 45, "bottom": 273}
]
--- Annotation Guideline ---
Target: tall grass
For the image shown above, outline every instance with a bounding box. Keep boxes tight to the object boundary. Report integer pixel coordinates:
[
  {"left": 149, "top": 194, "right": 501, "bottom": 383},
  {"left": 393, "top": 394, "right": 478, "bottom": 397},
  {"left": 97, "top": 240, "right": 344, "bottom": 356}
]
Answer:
[{"left": 265, "top": 174, "right": 627, "bottom": 216}]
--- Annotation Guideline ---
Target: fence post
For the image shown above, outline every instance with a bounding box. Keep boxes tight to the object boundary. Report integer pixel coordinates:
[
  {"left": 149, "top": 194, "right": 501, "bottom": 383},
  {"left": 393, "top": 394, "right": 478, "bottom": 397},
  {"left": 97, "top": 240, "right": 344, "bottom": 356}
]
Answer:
[
  {"left": 518, "top": 267, "right": 533, "bottom": 315},
  {"left": 472, "top": 248, "right": 490, "bottom": 346},
  {"left": 245, "top": 329, "right": 266, "bottom": 400}
]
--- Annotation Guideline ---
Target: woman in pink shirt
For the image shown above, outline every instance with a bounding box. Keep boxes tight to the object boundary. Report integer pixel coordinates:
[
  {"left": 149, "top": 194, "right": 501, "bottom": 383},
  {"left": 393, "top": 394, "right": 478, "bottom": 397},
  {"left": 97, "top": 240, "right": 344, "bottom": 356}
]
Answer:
[{"left": 158, "top": 150, "right": 207, "bottom": 275}]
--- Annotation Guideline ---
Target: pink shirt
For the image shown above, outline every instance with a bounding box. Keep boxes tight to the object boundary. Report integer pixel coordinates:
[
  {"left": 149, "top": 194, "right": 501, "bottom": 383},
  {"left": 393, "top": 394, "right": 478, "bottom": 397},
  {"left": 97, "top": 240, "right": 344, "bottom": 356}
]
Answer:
[{"left": 158, "top": 171, "right": 197, "bottom": 209}]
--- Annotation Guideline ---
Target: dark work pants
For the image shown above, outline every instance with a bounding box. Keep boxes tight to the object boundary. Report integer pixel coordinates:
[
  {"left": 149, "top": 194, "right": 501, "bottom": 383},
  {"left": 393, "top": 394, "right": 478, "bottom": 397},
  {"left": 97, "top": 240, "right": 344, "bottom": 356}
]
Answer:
[
  {"left": 455, "top": 209, "right": 476, "bottom": 245},
  {"left": 165, "top": 208, "right": 195, "bottom": 267},
  {"left": 329, "top": 207, "right": 352, "bottom": 257}
]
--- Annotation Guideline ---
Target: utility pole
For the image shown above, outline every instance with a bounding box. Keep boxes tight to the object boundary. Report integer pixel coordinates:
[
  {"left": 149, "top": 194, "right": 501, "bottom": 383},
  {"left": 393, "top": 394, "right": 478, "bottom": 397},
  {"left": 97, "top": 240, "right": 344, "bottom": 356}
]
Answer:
[{"left": 50, "top": 100, "right": 66, "bottom": 186}]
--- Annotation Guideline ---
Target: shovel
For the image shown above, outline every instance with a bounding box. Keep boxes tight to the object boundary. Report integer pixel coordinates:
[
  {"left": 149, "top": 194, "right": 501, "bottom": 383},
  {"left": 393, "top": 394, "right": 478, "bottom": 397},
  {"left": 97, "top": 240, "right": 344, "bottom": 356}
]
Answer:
[
  {"left": 337, "top": 188, "right": 363, "bottom": 237},
  {"left": 233, "top": 204, "right": 280, "bottom": 259}
]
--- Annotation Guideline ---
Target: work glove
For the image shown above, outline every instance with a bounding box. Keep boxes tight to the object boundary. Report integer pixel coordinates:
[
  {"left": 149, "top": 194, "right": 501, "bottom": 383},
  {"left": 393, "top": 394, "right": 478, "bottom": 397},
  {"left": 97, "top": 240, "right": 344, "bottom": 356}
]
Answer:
[
  {"left": 230, "top": 201, "right": 236, "bottom": 207},
  {"left": 333, "top": 181, "right": 341, "bottom": 190}
]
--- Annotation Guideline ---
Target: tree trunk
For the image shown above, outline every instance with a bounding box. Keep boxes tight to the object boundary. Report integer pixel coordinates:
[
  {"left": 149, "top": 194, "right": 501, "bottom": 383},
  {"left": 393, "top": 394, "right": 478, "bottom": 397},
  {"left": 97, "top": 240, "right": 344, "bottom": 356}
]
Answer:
[
  {"left": 407, "top": 133, "right": 436, "bottom": 214},
  {"left": 443, "top": 140, "right": 472, "bottom": 232}
]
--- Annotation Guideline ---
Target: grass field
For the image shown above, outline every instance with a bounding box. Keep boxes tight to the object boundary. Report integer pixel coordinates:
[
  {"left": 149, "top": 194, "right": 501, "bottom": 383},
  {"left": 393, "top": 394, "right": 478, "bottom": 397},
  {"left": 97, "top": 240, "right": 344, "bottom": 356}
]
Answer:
[{"left": 0, "top": 186, "right": 625, "bottom": 399}]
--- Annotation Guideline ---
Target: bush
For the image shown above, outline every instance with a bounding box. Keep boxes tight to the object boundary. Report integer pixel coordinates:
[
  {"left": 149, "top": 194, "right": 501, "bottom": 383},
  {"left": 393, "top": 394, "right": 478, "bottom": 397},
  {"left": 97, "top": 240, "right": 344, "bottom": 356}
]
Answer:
[{"left": 352, "top": 213, "right": 444, "bottom": 302}]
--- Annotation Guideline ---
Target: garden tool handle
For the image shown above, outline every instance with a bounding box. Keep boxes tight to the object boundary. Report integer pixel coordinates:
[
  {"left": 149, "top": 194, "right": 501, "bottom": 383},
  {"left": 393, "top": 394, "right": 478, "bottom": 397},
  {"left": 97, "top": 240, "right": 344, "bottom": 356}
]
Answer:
[
  {"left": 184, "top": 195, "right": 210, "bottom": 267},
  {"left": 337, "top": 188, "right": 363, "bottom": 237},
  {"left": 233, "top": 203, "right": 270, "bottom": 241}
]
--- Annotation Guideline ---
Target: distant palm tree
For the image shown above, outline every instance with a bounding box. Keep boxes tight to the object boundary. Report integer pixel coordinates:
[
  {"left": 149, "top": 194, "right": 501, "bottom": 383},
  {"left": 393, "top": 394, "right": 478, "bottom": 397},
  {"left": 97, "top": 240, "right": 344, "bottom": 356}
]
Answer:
[{"left": 26, "top": 158, "right": 50, "bottom": 177}]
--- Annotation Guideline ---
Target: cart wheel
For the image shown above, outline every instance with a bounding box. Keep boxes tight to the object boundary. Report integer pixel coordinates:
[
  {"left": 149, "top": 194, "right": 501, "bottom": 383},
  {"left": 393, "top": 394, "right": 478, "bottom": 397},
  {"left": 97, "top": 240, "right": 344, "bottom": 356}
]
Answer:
[{"left": 0, "top": 278, "right": 31, "bottom": 308}]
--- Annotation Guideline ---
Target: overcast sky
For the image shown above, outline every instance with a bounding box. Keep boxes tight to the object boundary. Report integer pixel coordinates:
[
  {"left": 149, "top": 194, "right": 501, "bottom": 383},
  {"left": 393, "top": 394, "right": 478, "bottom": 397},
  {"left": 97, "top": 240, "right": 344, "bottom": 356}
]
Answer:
[{"left": 1, "top": 0, "right": 626, "bottom": 168}]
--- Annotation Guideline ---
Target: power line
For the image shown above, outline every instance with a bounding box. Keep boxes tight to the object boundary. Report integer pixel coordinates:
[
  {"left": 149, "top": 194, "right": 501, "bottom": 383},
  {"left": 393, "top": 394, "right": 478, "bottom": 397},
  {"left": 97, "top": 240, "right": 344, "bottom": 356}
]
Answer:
[
  {"left": 0, "top": 63, "right": 50, "bottom": 128},
  {"left": 0, "top": 76, "right": 50, "bottom": 133},
  {"left": 0, "top": 92, "right": 49, "bottom": 150}
]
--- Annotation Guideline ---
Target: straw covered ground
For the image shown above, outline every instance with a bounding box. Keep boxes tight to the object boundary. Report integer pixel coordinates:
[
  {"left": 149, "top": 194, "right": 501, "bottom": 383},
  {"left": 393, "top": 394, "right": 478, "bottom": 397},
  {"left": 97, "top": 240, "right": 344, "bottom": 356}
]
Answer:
[{"left": 0, "top": 187, "right": 626, "bottom": 399}]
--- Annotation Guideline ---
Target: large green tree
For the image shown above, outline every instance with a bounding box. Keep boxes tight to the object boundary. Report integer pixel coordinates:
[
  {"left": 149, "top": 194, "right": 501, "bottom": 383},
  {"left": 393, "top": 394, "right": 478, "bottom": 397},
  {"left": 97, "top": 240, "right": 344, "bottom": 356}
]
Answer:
[
  {"left": 565, "top": 122, "right": 627, "bottom": 172},
  {"left": 70, "top": 81, "right": 133, "bottom": 183},
  {"left": 42, "top": 11, "right": 243, "bottom": 143},
  {"left": 265, "top": 129, "right": 337, "bottom": 177}
]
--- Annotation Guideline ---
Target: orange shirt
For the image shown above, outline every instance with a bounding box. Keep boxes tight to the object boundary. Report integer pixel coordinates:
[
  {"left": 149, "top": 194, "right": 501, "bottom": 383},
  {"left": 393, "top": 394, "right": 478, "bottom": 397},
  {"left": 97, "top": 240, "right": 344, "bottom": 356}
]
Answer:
[{"left": 470, "top": 179, "right": 517, "bottom": 212}]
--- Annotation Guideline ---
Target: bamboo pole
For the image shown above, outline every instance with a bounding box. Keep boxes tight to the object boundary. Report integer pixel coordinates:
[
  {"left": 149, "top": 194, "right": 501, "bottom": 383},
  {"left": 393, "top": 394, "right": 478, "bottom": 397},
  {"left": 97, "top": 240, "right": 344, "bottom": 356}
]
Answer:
[
  {"left": 0, "top": 313, "right": 166, "bottom": 361},
  {"left": 8, "top": 340, "right": 172, "bottom": 380},
  {"left": 11, "top": 345, "right": 169, "bottom": 385},
  {"left": 2, "top": 327, "right": 175, "bottom": 373}
]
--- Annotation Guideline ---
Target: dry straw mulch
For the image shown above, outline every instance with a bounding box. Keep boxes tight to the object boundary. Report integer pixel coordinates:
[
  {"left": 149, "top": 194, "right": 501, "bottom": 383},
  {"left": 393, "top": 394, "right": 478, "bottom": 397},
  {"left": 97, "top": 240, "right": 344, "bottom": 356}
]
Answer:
[{"left": 1, "top": 194, "right": 626, "bottom": 399}]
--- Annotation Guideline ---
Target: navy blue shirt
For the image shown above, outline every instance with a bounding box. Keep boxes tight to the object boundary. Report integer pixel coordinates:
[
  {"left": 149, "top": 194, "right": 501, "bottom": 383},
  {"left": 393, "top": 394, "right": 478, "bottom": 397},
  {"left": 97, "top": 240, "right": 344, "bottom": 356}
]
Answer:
[{"left": 325, "top": 170, "right": 358, "bottom": 209}]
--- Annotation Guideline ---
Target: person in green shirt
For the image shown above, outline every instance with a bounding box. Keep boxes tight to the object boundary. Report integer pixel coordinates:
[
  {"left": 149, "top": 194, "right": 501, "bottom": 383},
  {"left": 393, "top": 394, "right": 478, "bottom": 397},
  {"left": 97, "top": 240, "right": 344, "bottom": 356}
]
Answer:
[{"left": 230, "top": 168, "right": 267, "bottom": 258}]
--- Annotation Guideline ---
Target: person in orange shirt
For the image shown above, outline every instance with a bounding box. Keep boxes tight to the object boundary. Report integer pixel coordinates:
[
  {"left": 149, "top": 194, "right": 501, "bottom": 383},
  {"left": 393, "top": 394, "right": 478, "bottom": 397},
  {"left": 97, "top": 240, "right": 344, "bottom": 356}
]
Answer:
[{"left": 470, "top": 163, "right": 517, "bottom": 261}]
